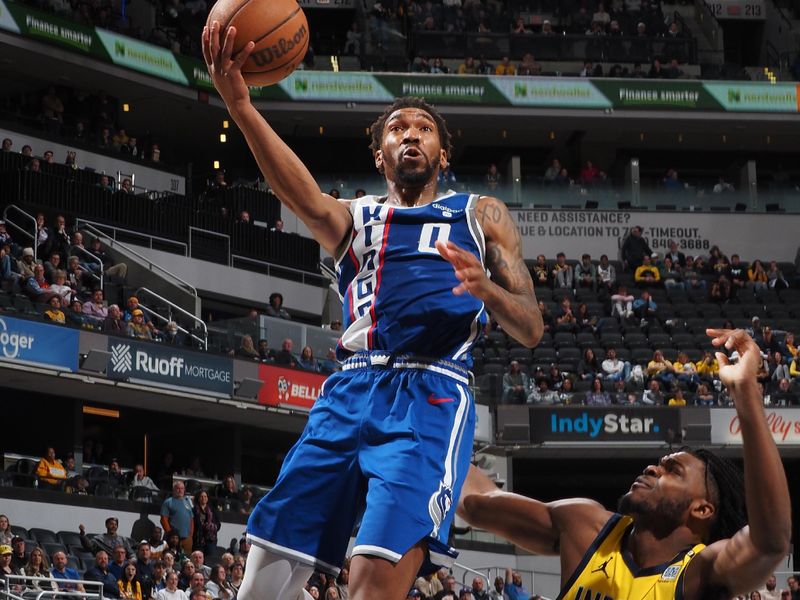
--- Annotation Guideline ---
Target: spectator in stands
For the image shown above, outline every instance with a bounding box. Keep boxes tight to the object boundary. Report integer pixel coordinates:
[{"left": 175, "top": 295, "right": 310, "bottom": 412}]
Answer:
[
  {"left": 621, "top": 226, "right": 651, "bottom": 271},
  {"left": 117, "top": 562, "right": 142, "bottom": 600},
  {"left": 36, "top": 447, "right": 67, "bottom": 489},
  {"left": 780, "top": 332, "right": 797, "bottom": 361},
  {"left": 163, "top": 531, "right": 186, "bottom": 564},
  {"left": 50, "top": 550, "right": 84, "bottom": 593},
  {"left": 647, "top": 350, "right": 675, "bottom": 389},
  {"left": 163, "top": 322, "right": 189, "bottom": 346},
  {"left": 668, "top": 388, "right": 687, "bottom": 406},
  {"left": 552, "top": 252, "right": 574, "bottom": 289},
  {"left": 9, "top": 537, "right": 27, "bottom": 571},
  {"left": 151, "top": 560, "right": 167, "bottom": 595},
  {"left": 44, "top": 295, "right": 66, "bottom": 324},
  {"left": 575, "top": 254, "right": 597, "bottom": 292},
  {"left": 83, "top": 288, "right": 109, "bottom": 323},
  {"left": 274, "top": 338, "right": 297, "bottom": 367},
  {"left": 674, "top": 352, "right": 701, "bottom": 390},
  {"left": 128, "top": 310, "right": 154, "bottom": 340},
  {"left": 632, "top": 289, "right": 658, "bottom": 324},
  {"left": 148, "top": 528, "right": 167, "bottom": 560},
  {"left": 65, "top": 256, "right": 91, "bottom": 295},
  {"left": 65, "top": 298, "right": 89, "bottom": 327},
  {"left": 0, "top": 245, "right": 21, "bottom": 292},
  {"left": 543, "top": 160, "right": 561, "bottom": 185},
  {"left": 641, "top": 379, "right": 664, "bottom": 405},
  {"left": 104, "top": 305, "right": 125, "bottom": 334},
  {"left": 767, "top": 261, "right": 789, "bottom": 290},
  {"left": 579, "top": 161, "right": 603, "bottom": 187},
  {"left": 696, "top": 349, "right": 719, "bottom": 383},
  {"left": 25, "top": 263, "right": 56, "bottom": 303},
  {"left": 89, "top": 238, "right": 128, "bottom": 282},
  {"left": 694, "top": 383, "right": 716, "bottom": 407},
  {"left": 634, "top": 254, "right": 660, "bottom": 287},
  {"left": 528, "top": 379, "right": 560, "bottom": 404},
  {"left": 296, "top": 345, "right": 320, "bottom": 372},
  {"left": 772, "top": 378, "right": 798, "bottom": 406},
  {"left": 531, "top": 255, "right": 550, "bottom": 288},
  {"left": 583, "top": 378, "right": 609, "bottom": 406},
  {"left": 575, "top": 303, "right": 598, "bottom": 333},
  {"left": 178, "top": 559, "right": 196, "bottom": 588},
  {"left": 19, "top": 546, "right": 52, "bottom": 590},
  {"left": 44, "top": 253, "right": 62, "bottom": 283},
  {"left": 85, "top": 550, "right": 122, "bottom": 598},
  {"left": 18, "top": 247, "right": 36, "bottom": 280},
  {"left": 727, "top": 254, "right": 748, "bottom": 298},
  {"left": 771, "top": 352, "right": 791, "bottom": 383},
  {"left": 596, "top": 254, "right": 615, "bottom": 294},
  {"left": 609, "top": 284, "right": 634, "bottom": 320},
  {"left": 161, "top": 481, "right": 194, "bottom": 555},
  {"left": 457, "top": 56, "right": 477, "bottom": 74},
  {"left": 46, "top": 215, "right": 71, "bottom": 261},
  {"left": 494, "top": 56, "right": 516, "bottom": 75},
  {"left": 254, "top": 339, "right": 274, "bottom": 363},
  {"left": 712, "top": 176, "right": 735, "bottom": 194},
  {"left": 236, "top": 335, "right": 260, "bottom": 361},
  {"left": 1, "top": 138, "right": 10, "bottom": 152},
  {"left": 135, "top": 542, "right": 155, "bottom": 592},
  {"left": 577, "top": 348, "right": 601, "bottom": 381},
  {"left": 189, "top": 571, "right": 209, "bottom": 599},
  {"left": 206, "top": 565, "right": 234, "bottom": 600},
  {"left": 265, "top": 292, "right": 291, "bottom": 320},
  {"left": 109, "top": 547, "right": 127, "bottom": 580},
  {"left": 602, "top": 348, "right": 631, "bottom": 381},
  {"left": 708, "top": 245, "right": 729, "bottom": 274},
  {"left": 80, "top": 518, "right": 133, "bottom": 557},
  {"left": 664, "top": 241, "right": 686, "bottom": 268},
  {"left": 238, "top": 487, "right": 255, "bottom": 515},
  {"left": 502, "top": 360, "right": 529, "bottom": 404},
  {"left": 157, "top": 572, "right": 187, "bottom": 600},
  {"left": 502, "top": 569, "right": 527, "bottom": 600},
  {"left": 0, "top": 546, "right": 14, "bottom": 579},
  {"left": 0, "top": 517, "right": 11, "bottom": 546},
  {"left": 517, "top": 53, "right": 541, "bottom": 76},
  {"left": 748, "top": 259, "right": 768, "bottom": 292},
  {"left": 682, "top": 257, "right": 707, "bottom": 293},
  {"left": 191, "top": 492, "right": 220, "bottom": 557},
  {"left": 659, "top": 257, "right": 683, "bottom": 291},
  {"left": 485, "top": 163, "right": 501, "bottom": 190},
  {"left": 709, "top": 276, "right": 732, "bottom": 304}
]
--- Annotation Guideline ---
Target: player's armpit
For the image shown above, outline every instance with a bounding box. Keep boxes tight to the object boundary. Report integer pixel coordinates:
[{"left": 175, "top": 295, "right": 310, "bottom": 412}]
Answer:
[
  {"left": 476, "top": 196, "right": 543, "bottom": 347},
  {"left": 294, "top": 193, "right": 354, "bottom": 257}
]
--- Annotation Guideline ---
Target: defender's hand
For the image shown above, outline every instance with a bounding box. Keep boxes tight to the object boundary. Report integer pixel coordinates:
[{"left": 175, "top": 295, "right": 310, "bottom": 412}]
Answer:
[
  {"left": 707, "top": 328, "right": 762, "bottom": 396},
  {"left": 202, "top": 22, "right": 254, "bottom": 109},
  {"left": 437, "top": 240, "right": 493, "bottom": 301}
]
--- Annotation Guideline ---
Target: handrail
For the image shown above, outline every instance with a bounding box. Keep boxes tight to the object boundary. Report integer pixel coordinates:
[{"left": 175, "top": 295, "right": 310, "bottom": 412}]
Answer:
[
  {"left": 231, "top": 254, "right": 328, "bottom": 286},
  {"left": 74, "top": 220, "right": 188, "bottom": 255},
  {"left": 2, "top": 574, "right": 103, "bottom": 600},
  {"left": 2, "top": 204, "right": 38, "bottom": 262},
  {"left": 135, "top": 286, "right": 208, "bottom": 349},
  {"left": 69, "top": 245, "right": 104, "bottom": 289},
  {"left": 189, "top": 226, "right": 231, "bottom": 265},
  {"left": 453, "top": 562, "right": 491, "bottom": 596},
  {"left": 76, "top": 219, "right": 197, "bottom": 298}
]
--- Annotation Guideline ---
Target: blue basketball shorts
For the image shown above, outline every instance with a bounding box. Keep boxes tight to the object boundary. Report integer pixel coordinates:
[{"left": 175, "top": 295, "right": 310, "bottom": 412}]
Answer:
[{"left": 246, "top": 351, "right": 476, "bottom": 575}]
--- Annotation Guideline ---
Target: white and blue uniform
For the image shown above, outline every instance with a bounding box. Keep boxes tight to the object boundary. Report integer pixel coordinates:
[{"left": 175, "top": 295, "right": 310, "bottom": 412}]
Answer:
[{"left": 247, "top": 192, "right": 487, "bottom": 575}]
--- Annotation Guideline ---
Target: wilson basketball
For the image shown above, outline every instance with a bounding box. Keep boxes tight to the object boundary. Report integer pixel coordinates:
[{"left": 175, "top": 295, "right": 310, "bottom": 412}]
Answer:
[{"left": 207, "top": 0, "right": 308, "bottom": 87}]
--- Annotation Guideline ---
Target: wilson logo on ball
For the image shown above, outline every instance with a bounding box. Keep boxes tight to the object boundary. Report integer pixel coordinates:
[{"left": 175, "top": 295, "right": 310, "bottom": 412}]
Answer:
[{"left": 251, "top": 23, "right": 307, "bottom": 67}]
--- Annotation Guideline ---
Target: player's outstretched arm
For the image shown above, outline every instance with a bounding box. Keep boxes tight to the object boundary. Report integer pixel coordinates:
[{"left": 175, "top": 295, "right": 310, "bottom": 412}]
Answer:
[
  {"left": 457, "top": 466, "right": 610, "bottom": 560},
  {"left": 436, "top": 197, "right": 543, "bottom": 347},
  {"left": 687, "top": 329, "right": 791, "bottom": 597},
  {"left": 202, "top": 23, "right": 352, "bottom": 255}
]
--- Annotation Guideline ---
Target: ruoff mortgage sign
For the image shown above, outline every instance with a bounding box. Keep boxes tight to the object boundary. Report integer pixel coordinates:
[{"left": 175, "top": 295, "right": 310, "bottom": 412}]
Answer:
[{"left": 107, "top": 339, "right": 233, "bottom": 395}]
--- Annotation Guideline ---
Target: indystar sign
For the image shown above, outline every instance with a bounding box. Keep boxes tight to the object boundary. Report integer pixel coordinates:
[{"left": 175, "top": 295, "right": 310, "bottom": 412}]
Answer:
[
  {"left": 530, "top": 407, "right": 680, "bottom": 443},
  {"left": 107, "top": 339, "right": 233, "bottom": 395}
]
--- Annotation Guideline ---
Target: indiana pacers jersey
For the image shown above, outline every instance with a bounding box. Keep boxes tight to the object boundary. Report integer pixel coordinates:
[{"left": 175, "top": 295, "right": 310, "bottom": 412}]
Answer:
[
  {"left": 335, "top": 191, "right": 487, "bottom": 365},
  {"left": 559, "top": 514, "right": 705, "bottom": 600}
]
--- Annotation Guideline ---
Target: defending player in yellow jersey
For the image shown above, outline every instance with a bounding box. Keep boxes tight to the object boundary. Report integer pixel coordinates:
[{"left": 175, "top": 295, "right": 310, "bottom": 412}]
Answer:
[{"left": 458, "top": 328, "right": 791, "bottom": 600}]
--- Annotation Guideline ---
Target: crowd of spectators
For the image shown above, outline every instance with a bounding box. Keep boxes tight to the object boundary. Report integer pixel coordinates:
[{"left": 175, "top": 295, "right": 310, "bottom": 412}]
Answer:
[
  {"left": 2, "top": 89, "right": 164, "bottom": 171},
  {"left": 489, "top": 231, "right": 800, "bottom": 407}
]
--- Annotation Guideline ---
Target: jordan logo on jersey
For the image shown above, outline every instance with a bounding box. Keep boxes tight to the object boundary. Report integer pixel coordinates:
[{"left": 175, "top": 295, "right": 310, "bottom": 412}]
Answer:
[
  {"left": 573, "top": 588, "right": 614, "bottom": 600},
  {"left": 591, "top": 557, "right": 613, "bottom": 578}
]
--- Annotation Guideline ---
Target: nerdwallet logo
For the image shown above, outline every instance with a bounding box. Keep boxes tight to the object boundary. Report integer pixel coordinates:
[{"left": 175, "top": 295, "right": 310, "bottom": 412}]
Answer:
[
  {"left": 110, "top": 344, "right": 132, "bottom": 373},
  {"left": 550, "top": 412, "right": 660, "bottom": 438},
  {"left": 0, "top": 317, "right": 35, "bottom": 359}
]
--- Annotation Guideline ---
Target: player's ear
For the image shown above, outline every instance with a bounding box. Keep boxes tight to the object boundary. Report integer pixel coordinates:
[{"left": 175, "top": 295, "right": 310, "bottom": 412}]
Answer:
[
  {"left": 439, "top": 149, "right": 448, "bottom": 170},
  {"left": 374, "top": 149, "right": 384, "bottom": 174},
  {"left": 690, "top": 498, "right": 716, "bottom": 523}
]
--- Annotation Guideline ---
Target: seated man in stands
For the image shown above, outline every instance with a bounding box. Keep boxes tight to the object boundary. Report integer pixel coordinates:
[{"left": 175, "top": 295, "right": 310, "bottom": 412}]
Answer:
[
  {"left": 264, "top": 292, "right": 291, "bottom": 320},
  {"left": 50, "top": 551, "right": 84, "bottom": 593},
  {"left": 65, "top": 256, "right": 92, "bottom": 296},
  {"left": 44, "top": 252, "right": 62, "bottom": 283},
  {"left": 601, "top": 348, "right": 630, "bottom": 381},
  {"left": 49, "top": 270, "right": 75, "bottom": 304},
  {"left": 256, "top": 339, "right": 275, "bottom": 362},
  {"left": 104, "top": 304, "right": 126, "bottom": 334},
  {"left": 634, "top": 254, "right": 660, "bottom": 287},
  {"left": 35, "top": 447, "right": 67, "bottom": 489},
  {"left": 83, "top": 288, "right": 109, "bottom": 324},
  {"left": 109, "top": 546, "right": 127, "bottom": 580},
  {"left": 89, "top": 237, "right": 128, "bottom": 282},
  {"left": 632, "top": 290, "right": 658, "bottom": 324},
  {"left": 44, "top": 295, "right": 66, "bottom": 324},
  {"left": 273, "top": 338, "right": 297, "bottom": 367},
  {"left": 24, "top": 263, "right": 56, "bottom": 303},
  {"left": 502, "top": 360, "right": 529, "bottom": 405},
  {"left": 162, "top": 322, "right": 189, "bottom": 346},
  {"left": 530, "top": 255, "right": 550, "bottom": 288},
  {"left": 9, "top": 536, "right": 27, "bottom": 571},
  {"left": 551, "top": 253, "right": 573, "bottom": 289},
  {"left": 83, "top": 549, "right": 121, "bottom": 598},
  {"left": 575, "top": 254, "right": 597, "bottom": 292},
  {"left": 79, "top": 517, "right": 134, "bottom": 557}
]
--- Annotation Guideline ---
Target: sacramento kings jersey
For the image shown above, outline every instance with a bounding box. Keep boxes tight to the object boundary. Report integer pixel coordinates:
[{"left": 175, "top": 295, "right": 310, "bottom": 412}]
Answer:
[{"left": 335, "top": 191, "right": 487, "bottom": 365}]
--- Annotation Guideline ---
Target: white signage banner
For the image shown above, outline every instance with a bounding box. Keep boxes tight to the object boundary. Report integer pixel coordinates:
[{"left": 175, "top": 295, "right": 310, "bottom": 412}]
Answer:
[
  {"left": 475, "top": 403, "right": 494, "bottom": 443},
  {"left": 510, "top": 209, "right": 800, "bottom": 262},
  {"left": 710, "top": 408, "right": 800, "bottom": 445}
]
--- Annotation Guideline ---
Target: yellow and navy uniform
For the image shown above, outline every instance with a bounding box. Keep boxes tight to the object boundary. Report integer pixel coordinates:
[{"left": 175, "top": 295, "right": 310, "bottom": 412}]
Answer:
[{"left": 558, "top": 514, "right": 705, "bottom": 600}]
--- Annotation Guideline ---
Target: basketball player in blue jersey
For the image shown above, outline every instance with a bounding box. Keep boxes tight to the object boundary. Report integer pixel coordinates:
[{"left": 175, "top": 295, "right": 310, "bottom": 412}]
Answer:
[
  {"left": 203, "top": 23, "right": 543, "bottom": 600},
  {"left": 458, "top": 329, "right": 790, "bottom": 600}
]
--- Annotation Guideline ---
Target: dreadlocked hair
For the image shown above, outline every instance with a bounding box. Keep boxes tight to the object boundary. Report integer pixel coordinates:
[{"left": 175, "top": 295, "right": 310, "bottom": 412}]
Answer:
[
  {"left": 684, "top": 447, "right": 747, "bottom": 543},
  {"left": 369, "top": 97, "right": 453, "bottom": 160}
]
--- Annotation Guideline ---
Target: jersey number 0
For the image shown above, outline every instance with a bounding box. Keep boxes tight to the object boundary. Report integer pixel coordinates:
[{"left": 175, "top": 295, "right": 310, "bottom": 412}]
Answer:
[{"left": 418, "top": 223, "right": 452, "bottom": 254}]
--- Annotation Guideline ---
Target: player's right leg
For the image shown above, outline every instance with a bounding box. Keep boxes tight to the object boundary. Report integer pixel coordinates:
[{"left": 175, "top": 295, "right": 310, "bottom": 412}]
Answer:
[{"left": 237, "top": 545, "right": 315, "bottom": 600}]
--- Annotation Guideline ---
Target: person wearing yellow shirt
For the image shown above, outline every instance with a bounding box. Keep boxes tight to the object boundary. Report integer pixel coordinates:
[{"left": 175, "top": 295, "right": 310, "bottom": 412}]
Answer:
[
  {"left": 790, "top": 356, "right": 800, "bottom": 378},
  {"left": 646, "top": 350, "right": 675, "bottom": 387},
  {"left": 118, "top": 563, "right": 142, "bottom": 600},
  {"left": 494, "top": 56, "right": 516, "bottom": 75},
  {"left": 634, "top": 254, "right": 660, "bottom": 286},
  {"left": 747, "top": 259, "right": 768, "bottom": 292},
  {"left": 674, "top": 351, "right": 701, "bottom": 390},
  {"left": 44, "top": 295, "right": 66, "bottom": 324},
  {"left": 36, "top": 447, "right": 67, "bottom": 489},
  {"left": 781, "top": 332, "right": 797, "bottom": 360},
  {"left": 668, "top": 388, "right": 687, "bottom": 406},
  {"left": 696, "top": 350, "right": 719, "bottom": 380}
]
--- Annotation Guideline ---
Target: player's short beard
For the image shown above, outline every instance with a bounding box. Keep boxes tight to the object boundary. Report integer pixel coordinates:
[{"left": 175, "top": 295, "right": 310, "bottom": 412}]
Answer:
[
  {"left": 395, "top": 156, "right": 436, "bottom": 187},
  {"left": 617, "top": 492, "right": 692, "bottom": 536}
]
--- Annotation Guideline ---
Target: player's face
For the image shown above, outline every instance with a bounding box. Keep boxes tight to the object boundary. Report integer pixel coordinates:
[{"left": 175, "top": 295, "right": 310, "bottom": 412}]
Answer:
[
  {"left": 377, "top": 108, "right": 445, "bottom": 186},
  {"left": 619, "top": 452, "right": 711, "bottom": 528}
]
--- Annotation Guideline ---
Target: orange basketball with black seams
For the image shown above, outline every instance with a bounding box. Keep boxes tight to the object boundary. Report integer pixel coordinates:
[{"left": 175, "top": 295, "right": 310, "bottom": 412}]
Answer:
[{"left": 207, "top": 0, "right": 309, "bottom": 87}]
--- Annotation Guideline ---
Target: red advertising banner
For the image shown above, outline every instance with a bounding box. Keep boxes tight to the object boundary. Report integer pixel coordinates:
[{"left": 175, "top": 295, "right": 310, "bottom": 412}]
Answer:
[{"left": 258, "top": 363, "right": 327, "bottom": 409}]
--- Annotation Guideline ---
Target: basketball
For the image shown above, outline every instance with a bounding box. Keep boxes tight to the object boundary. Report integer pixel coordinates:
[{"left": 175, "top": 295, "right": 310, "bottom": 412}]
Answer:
[{"left": 207, "top": 0, "right": 309, "bottom": 87}]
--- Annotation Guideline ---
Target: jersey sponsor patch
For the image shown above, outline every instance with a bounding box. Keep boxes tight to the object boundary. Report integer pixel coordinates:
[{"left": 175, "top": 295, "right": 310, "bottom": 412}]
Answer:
[{"left": 660, "top": 565, "right": 681, "bottom": 582}]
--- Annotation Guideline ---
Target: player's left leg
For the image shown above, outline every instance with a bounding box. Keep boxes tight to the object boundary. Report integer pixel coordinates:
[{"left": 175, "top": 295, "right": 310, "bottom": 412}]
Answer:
[{"left": 348, "top": 543, "right": 427, "bottom": 600}]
